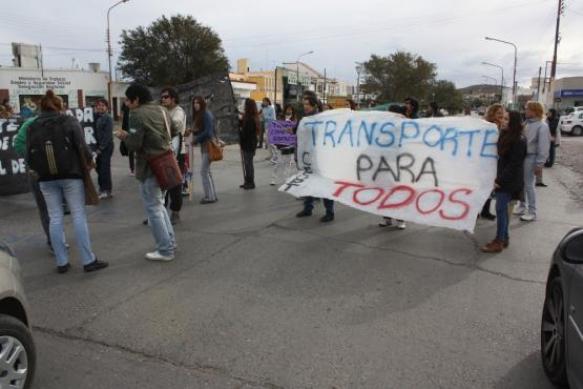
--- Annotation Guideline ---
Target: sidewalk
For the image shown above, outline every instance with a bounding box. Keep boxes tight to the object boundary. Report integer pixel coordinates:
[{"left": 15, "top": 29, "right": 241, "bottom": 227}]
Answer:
[{"left": 0, "top": 143, "right": 581, "bottom": 388}]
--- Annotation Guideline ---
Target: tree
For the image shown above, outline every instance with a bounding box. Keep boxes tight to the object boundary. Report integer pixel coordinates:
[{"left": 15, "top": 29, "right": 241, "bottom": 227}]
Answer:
[
  {"left": 361, "top": 51, "right": 437, "bottom": 103},
  {"left": 430, "top": 80, "right": 464, "bottom": 113},
  {"left": 118, "top": 15, "right": 229, "bottom": 86}
]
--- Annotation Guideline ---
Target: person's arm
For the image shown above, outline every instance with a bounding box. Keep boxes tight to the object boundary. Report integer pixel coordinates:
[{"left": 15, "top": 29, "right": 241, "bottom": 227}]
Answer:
[
  {"left": 497, "top": 140, "right": 526, "bottom": 188},
  {"left": 194, "top": 112, "right": 213, "bottom": 144},
  {"left": 536, "top": 123, "right": 551, "bottom": 167},
  {"left": 117, "top": 112, "right": 145, "bottom": 152},
  {"left": 13, "top": 117, "right": 36, "bottom": 156},
  {"left": 95, "top": 115, "right": 114, "bottom": 153}
]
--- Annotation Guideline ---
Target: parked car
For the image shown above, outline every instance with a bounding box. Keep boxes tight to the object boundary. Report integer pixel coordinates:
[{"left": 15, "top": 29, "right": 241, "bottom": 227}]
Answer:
[
  {"left": 541, "top": 228, "right": 583, "bottom": 389},
  {"left": 559, "top": 112, "right": 583, "bottom": 136},
  {"left": 0, "top": 242, "right": 36, "bottom": 389}
]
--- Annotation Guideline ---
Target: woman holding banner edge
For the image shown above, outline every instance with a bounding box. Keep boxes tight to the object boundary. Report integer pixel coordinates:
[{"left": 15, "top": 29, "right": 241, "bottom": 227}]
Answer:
[{"left": 481, "top": 110, "right": 527, "bottom": 253}]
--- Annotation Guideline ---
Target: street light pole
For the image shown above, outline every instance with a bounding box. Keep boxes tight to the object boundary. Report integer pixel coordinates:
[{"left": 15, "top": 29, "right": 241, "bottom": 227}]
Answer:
[
  {"left": 481, "top": 61, "right": 504, "bottom": 103},
  {"left": 107, "top": 0, "right": 129, "bottom": 109},
  {"left": 485, "top": 36, "right": 518, "bottom": 104},
  {"left": 293, "top": 50, "right": 314, "bottom": 102},
  {"left": 355, "top": 61, "right": 363, "bottom": 106}
]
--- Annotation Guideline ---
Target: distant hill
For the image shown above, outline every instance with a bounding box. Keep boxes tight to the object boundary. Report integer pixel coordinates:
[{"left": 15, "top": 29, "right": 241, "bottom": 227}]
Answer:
[{"left": 457, "top": 84, "right": 502, "bottom": 95}]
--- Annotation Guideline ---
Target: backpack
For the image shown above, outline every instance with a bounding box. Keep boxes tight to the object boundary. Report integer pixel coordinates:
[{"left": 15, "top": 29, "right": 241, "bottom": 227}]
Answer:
[{"left": 26, "top": 115, "right": 78, "bottom": 179}]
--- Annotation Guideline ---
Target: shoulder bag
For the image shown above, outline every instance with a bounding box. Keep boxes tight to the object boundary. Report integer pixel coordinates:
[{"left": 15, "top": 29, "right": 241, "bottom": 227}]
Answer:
[{"left": 146, "top": 108, "right": 183, "bottom": 190}]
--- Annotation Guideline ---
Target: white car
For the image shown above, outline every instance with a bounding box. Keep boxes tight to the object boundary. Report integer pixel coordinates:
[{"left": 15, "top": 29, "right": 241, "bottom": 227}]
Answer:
[{"left": 560, "top": 112, "right": 583, "bottom": 136}]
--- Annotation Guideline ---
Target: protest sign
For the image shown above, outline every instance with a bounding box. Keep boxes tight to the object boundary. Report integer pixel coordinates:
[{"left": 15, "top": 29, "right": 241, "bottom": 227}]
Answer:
[
  {"left": 0, "top": 118, "right": 28, "bottom": 195},
  {"left": 279, "top": 109, "right": 498, "bottom": 232},
  {"left": 268, "top": 120, "right": 297, "bottom": 146},
  {"left": 0, "top": 107, "right": 97, "bottom": 196},
  {"left": 66, "top": 107, "right": 97, "bottom": 152}
]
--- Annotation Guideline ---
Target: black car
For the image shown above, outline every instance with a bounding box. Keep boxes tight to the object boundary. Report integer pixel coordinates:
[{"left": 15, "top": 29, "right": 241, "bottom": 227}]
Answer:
[{"left": 541, "top": 228, "right": 583, "bottom": 388}]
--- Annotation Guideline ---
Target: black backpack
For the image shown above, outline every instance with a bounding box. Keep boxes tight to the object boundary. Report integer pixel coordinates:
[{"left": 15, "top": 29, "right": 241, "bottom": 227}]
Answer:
[{"left": 26, "top": 115, "right": 78, "bottom": 179}]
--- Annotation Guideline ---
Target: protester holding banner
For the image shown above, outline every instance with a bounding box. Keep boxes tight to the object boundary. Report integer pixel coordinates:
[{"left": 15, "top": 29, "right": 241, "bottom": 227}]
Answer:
[
  {"left": 270, "top": 105, "right": 297, "bottom": 186},
  {"left": 94, "top": 99, "right": 114, "bottom": 200},
  {"left": 480, "top": 103, "right": 505, "bottom": 221},
  {"left": 160, "top": 87, "right": 186, "bottom": 224},
  {"left": 295, "top": 94, "right": 335, "bottom": 223},
  {"left": 238, "top": 98, "right": 259, "bottom": 190},
  {"left": 26, "top": 90, "right": 108, "bottom": 273},
  {"left": 191, "top": 96, "right": 218, "bottom": 204},
  {"left": 513, "top": 101, "right": 551, "bottom": 222},
  {"left": 115, "top": 83, "right": 177, "bottom": 262},
  {"left": 481, "top": 110, "right": 527, "bottom": 253}
]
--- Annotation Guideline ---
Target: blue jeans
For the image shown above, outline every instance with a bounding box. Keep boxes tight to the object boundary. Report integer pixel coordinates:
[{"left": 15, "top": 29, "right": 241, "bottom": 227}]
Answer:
[
  {"left": 39, "top": 179, "right": 96, "bottom": 266},
  {"left": 304, "top": 197, "right": 334, "bottom": 215},
  {"left": 523, "top": 154, "right": 537, "bottom": 216},
  {"left": 140, "top": 176, "right": 176, "bottom": 256},
  {"left": 495, "top": 191, "right": 512, "bottom": 241}
]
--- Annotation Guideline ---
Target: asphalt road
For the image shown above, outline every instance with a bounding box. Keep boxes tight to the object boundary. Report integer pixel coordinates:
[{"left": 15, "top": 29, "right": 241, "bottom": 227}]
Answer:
[{"left": 1, "top": 143, "right": 581, "bottom": 389}]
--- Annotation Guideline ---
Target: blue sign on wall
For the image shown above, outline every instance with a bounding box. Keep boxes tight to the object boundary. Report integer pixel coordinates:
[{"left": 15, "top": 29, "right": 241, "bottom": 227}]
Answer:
[{"left": 561, "top": 89, "right": 583, "bottom": 98}]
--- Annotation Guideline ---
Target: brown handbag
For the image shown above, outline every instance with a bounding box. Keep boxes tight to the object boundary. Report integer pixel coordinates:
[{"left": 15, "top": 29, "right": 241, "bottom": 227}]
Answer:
[
  {"left": 206, "top": 137, "right": 224, "bottom": 162},
  {"left": 78, "top": 150, "right": 99, "bottom": 206},
  {"left": 146, "top": 108, "right": 183, "bottom": 190}
]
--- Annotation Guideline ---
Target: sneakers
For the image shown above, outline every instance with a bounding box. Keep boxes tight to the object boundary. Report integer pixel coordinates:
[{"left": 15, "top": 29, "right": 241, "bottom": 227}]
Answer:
[
  {"left": 98, "top": 191, "right": 112, "bottom": 200},
  {"left": 535, "top": 182, "right": 548, "bottom": 187},
  {"left": 243, "top": 183, "right": 256, "bottom": 190},
  {"left": 320, "top": 213, "right": 335, "bottom": 223},
  {"left": 145, "top": 251, "right": 174, "bottom": 262},
  {"left": 520, "top": 213, "right": 536, "bottom": 222},
  {"left": 513, "top": 205, "right": 526, "bottom": 215},
  {"left": 83, "top": 259, "right": 109, "bottom": 272},
  {"left": 296, "top": 209, "right": 313, "bottom": 218},
  {"left": 396, "top": 220, "right": 407, "bottom": 230},
  {"left": 200, "top": 198, "right": 218, "bottom": 204},
  {"left": 378, "top": 218, "right": 393, "bottom": 228},
  {"left": 480, "top": 239, "right": 504, "bottom": 253}
]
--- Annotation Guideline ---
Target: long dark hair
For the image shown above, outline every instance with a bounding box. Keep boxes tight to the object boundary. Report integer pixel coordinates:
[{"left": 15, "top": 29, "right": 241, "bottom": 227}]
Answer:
[
  {"left": 243, "top": 98, "right": 260, "bottom": 135},
  {"left": 498, "top": 110, "right": 523, "bottom": 157},
  {"left": 192, "top": 96, "right": 207, "bottom": 131},
  {"left": 283, "top": 104, "right": 297, "bottom": 121}
]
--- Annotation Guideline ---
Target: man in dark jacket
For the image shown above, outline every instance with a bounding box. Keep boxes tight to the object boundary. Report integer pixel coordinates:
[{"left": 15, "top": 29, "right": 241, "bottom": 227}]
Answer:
[{"left": 94, "top": 99, "right": 114, "bottom": 199}]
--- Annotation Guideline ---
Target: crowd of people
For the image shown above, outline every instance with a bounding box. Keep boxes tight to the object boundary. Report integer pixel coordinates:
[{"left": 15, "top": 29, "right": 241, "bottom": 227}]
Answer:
[{"left": 11, "top": 85, "right": 558, "bottom": 272}]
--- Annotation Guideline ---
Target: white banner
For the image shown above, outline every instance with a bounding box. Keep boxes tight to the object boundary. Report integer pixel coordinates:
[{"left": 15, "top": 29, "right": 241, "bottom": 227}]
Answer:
[{"left": 279, "top": 109, "right": 499, "bottom": 232}]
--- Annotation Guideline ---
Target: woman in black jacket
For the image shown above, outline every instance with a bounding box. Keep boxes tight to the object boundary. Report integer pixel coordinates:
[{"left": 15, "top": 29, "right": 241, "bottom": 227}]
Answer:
[
  {"left": 239, "top": 98, "right": 259, "bottom": 189},
  {"left": 481, "top": 111, "right": 527, "bottom": 253}
]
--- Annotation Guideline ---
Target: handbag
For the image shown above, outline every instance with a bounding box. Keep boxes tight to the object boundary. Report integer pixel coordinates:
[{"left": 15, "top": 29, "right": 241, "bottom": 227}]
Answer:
[
  {"left": 207, "top": 137, "right": 224, "bottom": 162},
  {"left": 119, "top": 140, "right": 129, "bottom": 156},
  {"left": 78, "top": 148, "right": 99, "bottom": 206},
  {"left": 146, "top": 108, "right": 183, "bottom": 190}
]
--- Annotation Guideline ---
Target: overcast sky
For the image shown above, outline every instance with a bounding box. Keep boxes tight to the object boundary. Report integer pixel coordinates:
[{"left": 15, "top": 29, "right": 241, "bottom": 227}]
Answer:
[{"left": 1, "top": 0, "right": 582, "bottom": 89}]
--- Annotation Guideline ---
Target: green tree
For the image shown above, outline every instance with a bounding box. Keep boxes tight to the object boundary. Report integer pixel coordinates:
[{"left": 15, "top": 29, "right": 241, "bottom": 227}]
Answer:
[
  {"left": 361, "top": 51, "right": 437, "bottom": 103},
  {"left": 118, "top": 15, "right": 229, "bottom": 86},
  {"left": 430, "top": 80, "right": 464, "bottom": 113}
]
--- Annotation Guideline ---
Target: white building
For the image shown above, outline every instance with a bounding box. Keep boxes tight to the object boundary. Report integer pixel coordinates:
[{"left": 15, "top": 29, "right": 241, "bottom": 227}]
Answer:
[{"left": 0, "top": 43, "right": 128, "bottom": 119}]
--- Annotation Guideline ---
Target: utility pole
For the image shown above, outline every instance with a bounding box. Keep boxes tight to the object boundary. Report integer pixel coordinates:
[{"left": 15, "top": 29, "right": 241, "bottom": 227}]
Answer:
[
  {"left": 323, "top": 68, "right": 327, "bottom": 103},
  {"left": 550, "top": 0, "right": 564, "bottom": 79},
  {"left": 536, "top": 66, "right": 542, "bottom": 101}
]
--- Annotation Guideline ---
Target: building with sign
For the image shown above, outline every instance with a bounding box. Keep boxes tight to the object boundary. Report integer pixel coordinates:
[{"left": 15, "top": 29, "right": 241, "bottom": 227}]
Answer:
[
  {"left": 551, "top": 77, "right": 583, "bottom": 109},
  {"left": 0, "top": 43, "right": 128, "bottom": 119}
]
